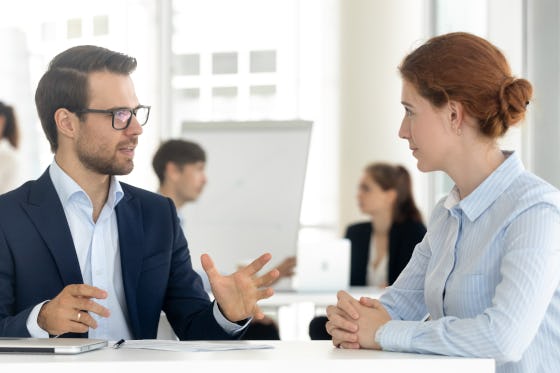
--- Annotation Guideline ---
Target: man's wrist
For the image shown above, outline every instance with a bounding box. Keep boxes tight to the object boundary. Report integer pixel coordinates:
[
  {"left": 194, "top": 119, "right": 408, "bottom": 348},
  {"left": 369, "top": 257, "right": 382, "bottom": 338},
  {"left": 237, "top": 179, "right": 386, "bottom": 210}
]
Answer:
[
  {"left": 37, "top": 301, "right": 50, "bottom": 332},
  {"left": 27, "top": 301, "right": 50, "bottom": 338}
]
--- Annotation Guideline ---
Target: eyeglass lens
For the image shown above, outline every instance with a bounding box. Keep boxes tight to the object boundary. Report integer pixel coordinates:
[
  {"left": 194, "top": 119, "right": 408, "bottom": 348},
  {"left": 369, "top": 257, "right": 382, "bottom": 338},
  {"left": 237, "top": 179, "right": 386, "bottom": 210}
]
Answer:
[{"left": 113, "top": 107, "right": 149, "bottom": 129}]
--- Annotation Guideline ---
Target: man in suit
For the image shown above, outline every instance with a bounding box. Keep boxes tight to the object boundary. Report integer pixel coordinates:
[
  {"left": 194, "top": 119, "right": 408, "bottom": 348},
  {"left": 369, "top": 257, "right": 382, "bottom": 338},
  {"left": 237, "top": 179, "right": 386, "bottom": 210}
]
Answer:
[{"left": 0, "top": 45, "right": 278, "bottom": 340}]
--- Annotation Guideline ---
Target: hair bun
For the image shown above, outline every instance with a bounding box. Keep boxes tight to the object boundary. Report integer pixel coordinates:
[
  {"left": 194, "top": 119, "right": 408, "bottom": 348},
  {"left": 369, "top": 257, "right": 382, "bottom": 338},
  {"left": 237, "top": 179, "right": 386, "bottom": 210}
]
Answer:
[{"left": 498, "top": 77, "right": 533, "bottom": 127}]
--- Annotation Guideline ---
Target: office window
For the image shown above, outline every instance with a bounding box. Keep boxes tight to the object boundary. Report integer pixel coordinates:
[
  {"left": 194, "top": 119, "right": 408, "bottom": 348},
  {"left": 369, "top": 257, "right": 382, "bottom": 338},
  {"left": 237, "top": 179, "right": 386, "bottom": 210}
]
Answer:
[
  {"left": 249, "top": 85, "right": 276, "bottom": 118},
  {"left": 212, "top": 52, "right": 238, "bottom": 75},
  {"left": 250, "top": 50, "right": 276, "bottom": 73},
  {"left": 174, "top": 54, "right": 200, "bottom": 76},
  {"left": 173, "top": 88, "right": 201, "bottom": 121},
  {"left": 93, "top": 15, "right": 109, "bottom": 36},
  {"left": 67, "top": 18, "right": 82, "bottom": 39},
  {"left": 41, "top": 22, "right": 57, "bottom": 42},
  {"left": 170, "top": 0, "right": 340, "bottom": 233},
  {"left": 212, "top": 86, "right": 238, "bottom": 118},
  {"left": 3, "top": 0, "right": 157, "bottom": 187},
  {"left": 179, "top": 87, "right": 201, "bottom": 99},
  {"left": 250, "top": 85, "right": 276, "bottom": 96}
]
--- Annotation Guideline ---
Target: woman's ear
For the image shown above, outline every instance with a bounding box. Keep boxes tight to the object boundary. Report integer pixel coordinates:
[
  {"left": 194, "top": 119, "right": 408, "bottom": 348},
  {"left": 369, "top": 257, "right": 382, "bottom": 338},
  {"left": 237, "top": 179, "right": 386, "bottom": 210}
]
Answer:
[
  {"left": 386, "top": 188, "right": 398, "bottom": 206},
  {"left": 448, "top": 100, "right": 465, "bottom": 135}
]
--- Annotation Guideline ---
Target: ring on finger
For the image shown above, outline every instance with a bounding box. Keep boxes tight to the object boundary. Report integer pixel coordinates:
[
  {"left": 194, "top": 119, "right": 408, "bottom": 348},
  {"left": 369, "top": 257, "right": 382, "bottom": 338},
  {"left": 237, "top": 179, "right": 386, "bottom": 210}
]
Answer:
[{"left": 77, "top": 312, "right": 81, "bottom": 321}]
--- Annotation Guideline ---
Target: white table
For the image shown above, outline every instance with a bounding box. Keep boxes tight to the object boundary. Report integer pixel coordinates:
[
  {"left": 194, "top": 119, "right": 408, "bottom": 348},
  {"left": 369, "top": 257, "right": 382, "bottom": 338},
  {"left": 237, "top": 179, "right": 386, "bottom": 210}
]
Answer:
[
  {"left": 157, "top": 287, "right": 384, "bottom": 340},
  {"left": 258, "top": 287, "right": 384, "bottom": 340},
  {"left": 260, "top": 286, "right": 384, "bottom": 308},
  {"left": 0, "top": 341, "right": 494, "bottom": 373}
]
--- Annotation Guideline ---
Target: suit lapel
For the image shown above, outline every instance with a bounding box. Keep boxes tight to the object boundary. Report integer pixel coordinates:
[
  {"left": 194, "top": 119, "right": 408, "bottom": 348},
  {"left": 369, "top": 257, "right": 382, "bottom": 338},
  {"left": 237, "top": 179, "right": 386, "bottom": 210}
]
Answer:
[
  {"left": 22, "top": 169, "right": 83, "bottom": 285},
  {"left": 115, "top": 186, "right": 144, "bottom": 338}
]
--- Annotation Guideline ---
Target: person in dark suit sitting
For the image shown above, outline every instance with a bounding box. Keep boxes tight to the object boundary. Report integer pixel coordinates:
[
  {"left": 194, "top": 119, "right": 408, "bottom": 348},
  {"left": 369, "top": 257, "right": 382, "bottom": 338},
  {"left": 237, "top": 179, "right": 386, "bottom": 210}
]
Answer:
[
  {"left": 309, "top": 162, "right": 426, "bottom": 339},
  {"left": 0, "top": 45, "right": 278, "bottom": 340}
]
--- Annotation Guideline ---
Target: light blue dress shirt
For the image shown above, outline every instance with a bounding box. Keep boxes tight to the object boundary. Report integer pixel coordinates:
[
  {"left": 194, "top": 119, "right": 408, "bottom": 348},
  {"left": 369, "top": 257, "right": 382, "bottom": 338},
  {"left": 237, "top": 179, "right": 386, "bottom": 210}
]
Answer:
[
  {"left": 27, "top": 160, "right": 245, "bottom": 339},
  {"left": 376, "top": 152, "right": 560, "bottom": 373}
]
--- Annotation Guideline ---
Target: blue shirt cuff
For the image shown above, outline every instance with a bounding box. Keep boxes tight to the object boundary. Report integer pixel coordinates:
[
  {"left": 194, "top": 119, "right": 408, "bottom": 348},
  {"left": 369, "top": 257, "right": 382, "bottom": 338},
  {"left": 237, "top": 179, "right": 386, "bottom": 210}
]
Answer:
[
  {"left": 212, "top": 301, "right": 251, "bottom": 335},
  {"left": 27, "top": 301, "right": 50, "bottom": 338},
  {"left": 376, "top": 320, "right": 418, "bottom": 351}
]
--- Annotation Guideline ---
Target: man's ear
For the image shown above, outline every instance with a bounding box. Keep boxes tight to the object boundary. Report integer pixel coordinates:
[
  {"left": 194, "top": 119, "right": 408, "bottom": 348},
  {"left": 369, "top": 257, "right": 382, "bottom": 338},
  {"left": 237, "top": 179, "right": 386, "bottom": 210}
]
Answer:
[
  {"left": 165, "top": 162, "right": 181, "bottom": 181},
  {"left": 54, "top": 108, "right": 78, "bottom": 139}
]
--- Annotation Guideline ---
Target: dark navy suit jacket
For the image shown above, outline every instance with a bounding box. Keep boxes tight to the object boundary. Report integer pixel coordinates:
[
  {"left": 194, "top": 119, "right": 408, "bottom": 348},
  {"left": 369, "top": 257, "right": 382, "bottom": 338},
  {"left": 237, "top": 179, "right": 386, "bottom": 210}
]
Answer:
[
  {"left": 346, "top": 220, "right": 426, "bottom": 286},
  {"left": 0, "top": 168, "right": 231, "bottom": 339}
]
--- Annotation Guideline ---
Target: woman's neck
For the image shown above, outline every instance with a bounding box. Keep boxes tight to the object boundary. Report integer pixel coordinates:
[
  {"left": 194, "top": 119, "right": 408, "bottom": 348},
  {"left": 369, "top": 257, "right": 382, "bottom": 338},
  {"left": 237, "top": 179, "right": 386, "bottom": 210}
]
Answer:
[
  {"left": 371, "top": 210, "right": 393, "bottom": 235},
  {"left": 445, "top": 136, "right": 505, "bottom": 199}
]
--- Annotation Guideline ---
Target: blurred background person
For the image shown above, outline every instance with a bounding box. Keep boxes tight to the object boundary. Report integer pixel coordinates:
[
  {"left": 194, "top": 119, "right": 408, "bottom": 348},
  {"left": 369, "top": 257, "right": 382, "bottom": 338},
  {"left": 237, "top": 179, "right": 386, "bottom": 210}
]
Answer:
[
  {"left": 153, "top": 139, "right": 207, "bottom": 218},
  {"left": 153, "top": 138, "right": 293, "bottom": 340},
  {"left": 0, "top": 101, "right": 22, "bottom": 194},
  {"left": 309, "top": 162, "right": 426, "bottom": 339}
]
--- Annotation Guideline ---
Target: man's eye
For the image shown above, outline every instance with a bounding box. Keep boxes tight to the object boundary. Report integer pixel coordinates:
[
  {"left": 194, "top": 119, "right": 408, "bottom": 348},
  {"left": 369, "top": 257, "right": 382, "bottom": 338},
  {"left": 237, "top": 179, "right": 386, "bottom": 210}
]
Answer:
[{"left": 114, "top": 110, "right": 131, "bottom": 122}]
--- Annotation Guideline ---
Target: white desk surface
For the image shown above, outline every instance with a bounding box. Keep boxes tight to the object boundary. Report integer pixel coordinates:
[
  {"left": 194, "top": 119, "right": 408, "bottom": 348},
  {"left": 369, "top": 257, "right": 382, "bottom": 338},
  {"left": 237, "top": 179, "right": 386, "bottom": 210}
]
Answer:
[
  {"left": 0, "top": 340, "right": 494, "bottom": 373},
  {"left": 260, "top": 286, "right": 384, "bottom": 308}
]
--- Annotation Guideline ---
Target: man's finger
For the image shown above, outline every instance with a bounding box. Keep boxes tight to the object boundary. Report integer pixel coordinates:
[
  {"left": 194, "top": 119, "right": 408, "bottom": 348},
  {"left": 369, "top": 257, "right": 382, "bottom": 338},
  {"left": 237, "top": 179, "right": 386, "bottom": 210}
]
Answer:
[
  {"left": 74, "top": 297, "right": 110, "bottom": 318},
  {"left": 254, "top": 268, "right": 280, "bottom": 287},
  {"left": 252, "top": 305, "right": 265, "bottom": 320},
  {"left": 254, "top": 287, "right": 274, "bottom": 301},
  {"left": 67, "top": 284, "right": 108, "bottom": 299},
  {"left": 201, "top": 253, "right": 218, "bottom": 279},
  {"left": 241, "top": 253, "right": 272, "bottom": 275}
]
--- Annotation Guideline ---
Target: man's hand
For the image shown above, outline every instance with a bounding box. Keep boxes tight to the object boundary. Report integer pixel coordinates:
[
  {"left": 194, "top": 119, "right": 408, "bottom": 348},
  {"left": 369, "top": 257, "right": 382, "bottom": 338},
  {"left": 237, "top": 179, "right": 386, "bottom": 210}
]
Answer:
[
  {"left": 202, "top": 252, "right": 279, "bottom": 322},
  {"left": 275, "top": 256, "right": 296, "bottom": 279},
  {"left": 37, "top": 284, "right": 110, "bottom": 336},
  {"left": 269, "top": 256, "right": 297, "bottom": 285},
  {"left": 325, "top": 291, "right": 391, "bottom": 349}
]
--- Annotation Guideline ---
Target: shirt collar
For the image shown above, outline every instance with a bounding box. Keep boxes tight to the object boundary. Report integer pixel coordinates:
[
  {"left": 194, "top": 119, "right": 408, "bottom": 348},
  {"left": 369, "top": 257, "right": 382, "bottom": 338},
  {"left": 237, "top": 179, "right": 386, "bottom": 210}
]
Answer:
[
  {"left": 49, "top": 159, "right": 124, "bottom": 208},
  {"left": 444, "top": 151, "right": 525, "bottom": 221}
]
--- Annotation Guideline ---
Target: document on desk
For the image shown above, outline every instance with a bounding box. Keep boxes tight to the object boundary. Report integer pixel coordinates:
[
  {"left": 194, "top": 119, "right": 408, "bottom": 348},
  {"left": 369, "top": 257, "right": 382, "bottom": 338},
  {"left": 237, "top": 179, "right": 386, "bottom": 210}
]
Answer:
[{"left": 117, "top": 339, "right": 273, "bottom": 352}]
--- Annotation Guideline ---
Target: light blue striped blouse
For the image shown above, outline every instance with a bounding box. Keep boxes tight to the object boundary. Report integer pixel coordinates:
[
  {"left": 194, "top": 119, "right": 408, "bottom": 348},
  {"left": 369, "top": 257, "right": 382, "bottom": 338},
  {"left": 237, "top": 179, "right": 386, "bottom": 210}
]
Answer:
[{"left": 376, "top": 151, "right": 560, "bottom": 373}]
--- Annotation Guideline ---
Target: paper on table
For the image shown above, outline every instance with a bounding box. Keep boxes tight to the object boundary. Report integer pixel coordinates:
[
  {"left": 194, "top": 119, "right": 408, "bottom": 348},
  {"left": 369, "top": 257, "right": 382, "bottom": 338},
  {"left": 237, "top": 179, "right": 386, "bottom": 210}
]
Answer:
[{"left": 117, "top": 339, "right": 273, "bottom": 352}]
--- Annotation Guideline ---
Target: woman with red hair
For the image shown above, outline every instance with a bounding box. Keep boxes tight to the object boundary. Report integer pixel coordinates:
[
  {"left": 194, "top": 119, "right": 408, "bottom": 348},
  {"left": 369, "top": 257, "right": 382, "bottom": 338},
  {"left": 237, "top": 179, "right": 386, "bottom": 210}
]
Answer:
[{"left": 326, "top": 32, "right": 560, "bottom": 373}]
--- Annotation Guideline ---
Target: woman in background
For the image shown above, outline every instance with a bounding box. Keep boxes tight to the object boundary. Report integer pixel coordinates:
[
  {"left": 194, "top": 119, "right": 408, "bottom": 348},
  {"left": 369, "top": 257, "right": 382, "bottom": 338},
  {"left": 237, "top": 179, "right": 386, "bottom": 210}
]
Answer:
[
  {"left": 0, "top": 101, "right": 21, "bottom": 194},
  {"left": 309, "top": 162, "right": 426, "bottom": 339}
]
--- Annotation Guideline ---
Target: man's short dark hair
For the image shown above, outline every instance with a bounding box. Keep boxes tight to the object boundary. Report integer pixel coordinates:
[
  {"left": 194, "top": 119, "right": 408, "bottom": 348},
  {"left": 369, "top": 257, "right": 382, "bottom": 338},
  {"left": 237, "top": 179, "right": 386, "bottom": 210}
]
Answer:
[
  {"left": 35, "top": 45, "right": 137, "bottom": 152},
  {"left": 152, "top": 139, "right": 206, "bottom": 184}
]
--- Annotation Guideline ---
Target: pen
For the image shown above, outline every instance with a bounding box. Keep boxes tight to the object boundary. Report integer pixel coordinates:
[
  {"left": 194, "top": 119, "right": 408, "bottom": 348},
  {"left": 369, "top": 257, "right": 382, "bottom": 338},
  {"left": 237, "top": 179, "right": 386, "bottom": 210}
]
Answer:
[{"left": 113, "top": 339, "right": 125, "bottom": 349}]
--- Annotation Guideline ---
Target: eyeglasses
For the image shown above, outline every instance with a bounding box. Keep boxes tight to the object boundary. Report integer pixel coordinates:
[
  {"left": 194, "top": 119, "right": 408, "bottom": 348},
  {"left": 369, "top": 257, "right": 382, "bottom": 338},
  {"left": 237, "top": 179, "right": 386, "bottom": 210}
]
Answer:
[{"left": 74, "top": 105, "right": 151, "bottom": 130}]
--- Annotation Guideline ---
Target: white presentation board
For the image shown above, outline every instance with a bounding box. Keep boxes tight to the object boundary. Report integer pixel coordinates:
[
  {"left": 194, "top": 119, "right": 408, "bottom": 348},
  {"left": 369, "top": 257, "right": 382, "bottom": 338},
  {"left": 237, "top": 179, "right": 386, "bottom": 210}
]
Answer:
[{"left": 180, "top": 120, "right": 312, "bottom": 275}]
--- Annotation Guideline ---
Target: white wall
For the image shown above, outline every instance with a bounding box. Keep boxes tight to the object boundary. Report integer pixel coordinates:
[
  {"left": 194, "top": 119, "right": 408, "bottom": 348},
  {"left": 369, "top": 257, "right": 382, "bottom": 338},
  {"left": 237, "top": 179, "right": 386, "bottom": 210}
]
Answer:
[
  {"left": 338, "top": 0, "right": 431, "bottom": 232},
  {"left": 526, "top": 0, "right": 560, "bottom": 188},
  {"left": 0, "top": 28, "right": 39, "bottom": 182}
]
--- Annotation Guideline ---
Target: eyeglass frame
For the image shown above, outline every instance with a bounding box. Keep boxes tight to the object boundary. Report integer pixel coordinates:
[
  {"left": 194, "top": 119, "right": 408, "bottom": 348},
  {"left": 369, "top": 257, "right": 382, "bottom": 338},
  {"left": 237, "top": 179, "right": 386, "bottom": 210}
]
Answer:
[{"left": 73, "top": 105, "right": 151, "bottom": 130}]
